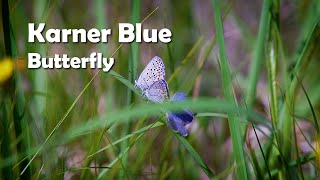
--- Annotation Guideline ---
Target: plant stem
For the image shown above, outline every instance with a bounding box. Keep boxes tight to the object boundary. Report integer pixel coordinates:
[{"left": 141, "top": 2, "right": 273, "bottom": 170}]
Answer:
[{"left": 212, "top": 0, "right": 248, "bottom": 179}]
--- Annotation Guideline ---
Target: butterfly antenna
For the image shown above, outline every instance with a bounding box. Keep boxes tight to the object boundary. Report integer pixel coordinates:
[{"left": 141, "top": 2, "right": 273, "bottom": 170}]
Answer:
[{"left": 165, "top": 81, "right": 170, "bottom": 99}]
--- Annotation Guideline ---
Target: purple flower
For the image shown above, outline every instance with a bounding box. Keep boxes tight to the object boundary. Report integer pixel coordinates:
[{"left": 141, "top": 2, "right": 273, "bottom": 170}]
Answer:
[{"left": 166, "top": 92, "right": 194, "bottom": 136}]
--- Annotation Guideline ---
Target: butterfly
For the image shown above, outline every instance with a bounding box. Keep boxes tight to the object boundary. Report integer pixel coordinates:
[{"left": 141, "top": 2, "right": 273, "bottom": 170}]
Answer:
[
  {"left": 135, "top": 56, "right": 168, "bottom": 103},
  {"left": 135, "top": 56, "right": 166, "bottom": 93},
  {"left": 166, "top": 92, "right": 194, "bottom": 137}
]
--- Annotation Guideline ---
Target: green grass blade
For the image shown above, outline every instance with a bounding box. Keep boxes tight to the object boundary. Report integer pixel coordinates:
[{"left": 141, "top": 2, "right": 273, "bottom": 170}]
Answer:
[
  {"left": 122, "top": 0, "right": 141, "bottom": 173},
  {"left": 245, "top": 0, "right": 271, "bottom": 108},
  {"left": 2, "top": 0, "right": 31, "bottom": 178},
  {"left": 0, "top": 99, "right": 14, "bottom": 180},
  {"left": 278, "top": 16, "right": 320, "bottom": 158},
  {"left": 97, "top": 137, "right": 138, "bottom": 179},
  {"left": 212, "top": 0, "right": 248, "bottom": 179},
  {"left": 62, "top": 99, "right": 268, "bottom": 138},
  {"left": 88, "top": 122, "right": 164, "bottom": 158},
  {"left": 295, "top": 74, "right": 319, "bottom": 133},
  {"left": 80, "top": 1, "right": 109, "bottom": 178},
  {"left": 98, "top": 121, "right": 155, "bottom": 179},
  {"left": 95, "top": 0, "right": 108, "bottom": 56},
  {"left": 123, "top": 2, "right": 140, "bottom": 177},
  {"left": 174, "top": 134, "right": 216, "bottom": 179},
  {"left": 196, "top": 112, "right": 228, "bottom": 118}
]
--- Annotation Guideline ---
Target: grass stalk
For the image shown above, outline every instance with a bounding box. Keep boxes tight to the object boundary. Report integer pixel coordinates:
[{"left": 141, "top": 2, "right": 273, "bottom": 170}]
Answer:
[
  {"left": 128, "top": 0, "right": 140, "bottom": 85},
  {"left": 34, "top": 0, "right": 47, "bottom": 133},
  {"left": 80, "top": 0, "right": 109, "bottom": 178},
  {"left": 265, "top": 0, "right": 281, "bottom": 175},
  {"left": 2, "top": 0, "right": 31, "bottom": 178},
  {"left": 245, "top": 0, "right": 271, "bottom": 109},
  {"left": 32, "top": 0, "right": 48, "bottom": 176},
  {"left": 211, "top": 0, "right": 248, "bottom": 179},
  {"left": 120, "top": 0, "right": 141, "bottom": 178},
  {"left": 277, "top": 16, "right": 320, "bottom": 158},
  {"left": 0, "top": 99, "right": 14, "bottom": 180},
  {"left": 267, "top": 0, "right": 279, "bottom": 127}
]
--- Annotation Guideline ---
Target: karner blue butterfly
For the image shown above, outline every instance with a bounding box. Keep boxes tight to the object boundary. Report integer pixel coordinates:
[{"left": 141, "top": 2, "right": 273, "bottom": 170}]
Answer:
[
  {"left": 166, "top": 92, "right": 194, "bottom": 137},
  {"left": 135, "top": 56, "right": 168, "bottom": 103},
  {"left": 135, "top": 57, "right": 194, "bottom": 136},
  {"left": 135, "top": 56, "right": 166, "bottom": 93}
]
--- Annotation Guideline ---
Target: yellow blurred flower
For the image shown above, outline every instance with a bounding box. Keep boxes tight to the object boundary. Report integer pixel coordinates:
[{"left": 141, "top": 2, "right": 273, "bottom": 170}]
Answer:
[{"left": 0, "top": 58, "right": 15, "bottom": 84}]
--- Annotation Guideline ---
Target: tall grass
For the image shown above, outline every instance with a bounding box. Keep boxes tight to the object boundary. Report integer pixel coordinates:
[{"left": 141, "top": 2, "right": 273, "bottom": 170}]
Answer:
[
  {"left": 122, "top": 0, "right": 141, "bottom": 176},
  {"left": 1, "top": 0, "right": 31, "bottom": 179},
  {"left": 0, "top": 98, "right": 14, "bottom": 180},
  {"left": 212, "top": 0, "right": 248, "bottom": 179}
]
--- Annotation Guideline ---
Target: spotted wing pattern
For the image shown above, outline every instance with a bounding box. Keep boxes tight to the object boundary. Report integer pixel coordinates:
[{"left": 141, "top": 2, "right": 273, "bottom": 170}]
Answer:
[{"left": 135, "top": 56, "right": 166, "bottom": 92}]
